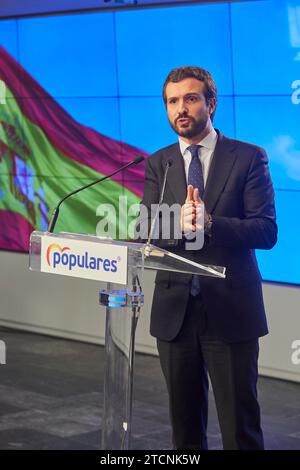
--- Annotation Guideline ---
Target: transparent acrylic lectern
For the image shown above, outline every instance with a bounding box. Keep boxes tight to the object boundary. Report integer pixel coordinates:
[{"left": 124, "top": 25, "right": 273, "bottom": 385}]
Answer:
[{"left": 29, "top": 231, "right": 225, "bottom": 450}]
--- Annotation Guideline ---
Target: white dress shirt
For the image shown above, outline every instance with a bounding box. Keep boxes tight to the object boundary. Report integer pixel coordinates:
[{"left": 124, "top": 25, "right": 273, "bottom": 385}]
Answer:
[{"left": 179, "top": 127, "right": 218, "bottom": 187}]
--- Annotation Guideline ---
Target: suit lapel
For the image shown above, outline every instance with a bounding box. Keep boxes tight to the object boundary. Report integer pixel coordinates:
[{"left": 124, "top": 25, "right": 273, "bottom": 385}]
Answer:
[
  {"left": 203, "top": 130, "right": 238, "bottom": 214},
  {"left": 162, "top": 144, "right": 187, "bottom": 205}
]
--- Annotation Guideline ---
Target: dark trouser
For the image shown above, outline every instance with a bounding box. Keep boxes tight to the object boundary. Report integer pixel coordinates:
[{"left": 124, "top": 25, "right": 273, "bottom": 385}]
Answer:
[{"left": 156, "top": 294, "right": 264, "bottom": 450}]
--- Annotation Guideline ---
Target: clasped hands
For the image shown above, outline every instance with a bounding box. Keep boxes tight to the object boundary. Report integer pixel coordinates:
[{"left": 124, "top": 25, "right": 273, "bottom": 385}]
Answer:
[{"left": 180, "top": 185, "right": 209, "bottom": 237}]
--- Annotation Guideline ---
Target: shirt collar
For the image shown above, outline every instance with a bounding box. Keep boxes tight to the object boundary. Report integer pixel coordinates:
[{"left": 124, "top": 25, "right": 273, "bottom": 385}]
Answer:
[{"left": 179, "top": 127, "right": 218, "bottom": 156}]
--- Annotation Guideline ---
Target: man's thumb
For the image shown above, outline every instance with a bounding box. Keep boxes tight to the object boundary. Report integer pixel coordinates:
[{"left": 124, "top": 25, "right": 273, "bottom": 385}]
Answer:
[{"left": 193, "top": 187, "right": 202, "bottom": 203}]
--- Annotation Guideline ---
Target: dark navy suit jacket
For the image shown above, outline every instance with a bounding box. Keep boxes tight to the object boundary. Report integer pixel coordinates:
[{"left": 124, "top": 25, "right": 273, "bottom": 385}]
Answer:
[{"left": 140, "top": 130, "right": 277, "bottom": 343}]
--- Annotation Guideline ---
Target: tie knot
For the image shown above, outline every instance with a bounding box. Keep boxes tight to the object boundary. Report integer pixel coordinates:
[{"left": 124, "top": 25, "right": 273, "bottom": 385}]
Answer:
[{"left": 187, "top": 144, "right": 201, "bottom": 159}]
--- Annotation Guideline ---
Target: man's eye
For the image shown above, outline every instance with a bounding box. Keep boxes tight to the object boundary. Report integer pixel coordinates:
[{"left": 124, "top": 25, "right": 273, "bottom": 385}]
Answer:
[
  {"left": 169, "top": 99, "right": 176, "bottom": 104},
  {"left": 187, "top": 96, "right": 197, "bottom": 102}
]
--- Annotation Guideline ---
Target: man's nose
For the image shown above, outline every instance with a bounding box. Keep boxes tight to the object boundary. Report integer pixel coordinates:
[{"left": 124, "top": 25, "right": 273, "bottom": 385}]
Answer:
[{"left": 177, "top": 99, "right": 188, "bottom": 115}]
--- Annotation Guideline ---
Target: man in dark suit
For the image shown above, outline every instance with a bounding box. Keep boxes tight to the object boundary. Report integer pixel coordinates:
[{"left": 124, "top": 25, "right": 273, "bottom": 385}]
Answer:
[{"left": 139, "top": 66, "right": 277, "bottom": 450}]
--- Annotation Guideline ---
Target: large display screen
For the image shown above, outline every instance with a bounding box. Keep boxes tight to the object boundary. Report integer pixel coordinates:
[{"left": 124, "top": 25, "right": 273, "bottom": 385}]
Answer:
[{"left": 0, "top": 0, "right": 299, "bottom": 284}]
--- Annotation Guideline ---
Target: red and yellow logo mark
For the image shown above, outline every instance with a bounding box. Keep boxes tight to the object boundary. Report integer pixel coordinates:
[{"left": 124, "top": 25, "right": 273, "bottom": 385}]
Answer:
[{"left": 46, "top": 244, "right": 70, "bottom": 266}]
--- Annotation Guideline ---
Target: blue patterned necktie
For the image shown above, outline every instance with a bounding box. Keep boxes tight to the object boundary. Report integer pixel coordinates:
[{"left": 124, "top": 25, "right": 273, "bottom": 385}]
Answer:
[
  {"left": 187, "top": 144, "right": 204, "bottom": 198},
  {"left": 187, "top": 144, "right": 204, "bottom": 296}
]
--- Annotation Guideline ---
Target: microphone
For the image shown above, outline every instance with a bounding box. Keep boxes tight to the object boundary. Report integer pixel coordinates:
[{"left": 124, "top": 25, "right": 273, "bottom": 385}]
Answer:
[
  {"left": 145, "top": 159, "right": 173, "bottom": 247},
  {"left": 47, "top": 155, "right": 145, "bottom": 233}
]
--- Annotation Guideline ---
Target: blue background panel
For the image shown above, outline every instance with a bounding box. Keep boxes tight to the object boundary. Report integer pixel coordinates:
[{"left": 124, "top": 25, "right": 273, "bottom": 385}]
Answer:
[
  {"left": 257, "top": 190, "right": 300, "bottom": 285},
  {"left": 231, "top": 0, "right": 300, "bottom": 95},
  {"left": 116, "top": 3, "right": 233, "bottom": 97},
  {"left": 119, "top": 97, "right": 175, "bottom": 154},
  {"left": 212, "top": 96, "right": 235, "bottom": 139},
  {"left": 18, "top": 12, "right": 118, "bottom": 98},
  {"left": 235, "top": 96, "right": 300, "bottom": 191},
  {"left": 0, "top": 19, "right": 19, "bottom": 61},
  {"left": 56, "top": 97, "right": 121, "bottom": 142}
]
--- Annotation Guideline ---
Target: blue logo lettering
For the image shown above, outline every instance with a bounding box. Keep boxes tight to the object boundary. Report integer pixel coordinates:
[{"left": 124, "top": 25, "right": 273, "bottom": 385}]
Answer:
[{"left": 50, "top": 249, "right": 119, "bottom": 273}]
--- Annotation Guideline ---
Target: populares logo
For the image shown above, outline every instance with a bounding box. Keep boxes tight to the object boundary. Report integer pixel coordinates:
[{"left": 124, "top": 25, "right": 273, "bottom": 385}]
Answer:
[{"left": 46, "top": 243, "right": 119, "bottom": 272}]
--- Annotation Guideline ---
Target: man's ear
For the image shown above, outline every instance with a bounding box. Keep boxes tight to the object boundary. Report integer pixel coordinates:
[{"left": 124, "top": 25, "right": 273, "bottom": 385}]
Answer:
[{"left": 208, "top": 97, "right": 217, "bottom": 116}]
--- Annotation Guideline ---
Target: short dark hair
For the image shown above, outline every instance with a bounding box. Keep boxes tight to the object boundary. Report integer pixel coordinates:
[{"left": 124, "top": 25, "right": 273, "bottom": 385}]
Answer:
[{"left": 162, "top": 66, "right": 217, "bottom": 121}]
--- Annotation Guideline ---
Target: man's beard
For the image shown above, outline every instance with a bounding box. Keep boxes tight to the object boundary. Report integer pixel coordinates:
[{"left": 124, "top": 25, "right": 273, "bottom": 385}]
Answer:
[{"left": 170, "top": 115, "right": 208, "bottom": 138}]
